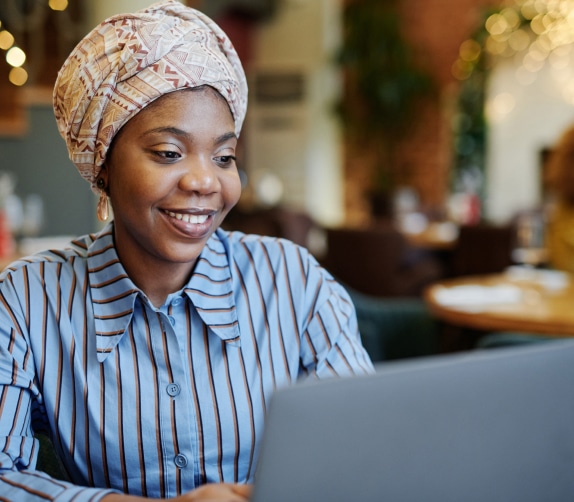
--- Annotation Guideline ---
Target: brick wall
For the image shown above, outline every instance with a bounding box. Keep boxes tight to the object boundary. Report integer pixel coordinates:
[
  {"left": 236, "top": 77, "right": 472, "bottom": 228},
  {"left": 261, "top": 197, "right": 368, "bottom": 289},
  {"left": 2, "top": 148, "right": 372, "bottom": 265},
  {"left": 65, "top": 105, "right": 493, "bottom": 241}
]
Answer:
[{"left": 344, "top": 0, "right": 501, "bottom": 224}]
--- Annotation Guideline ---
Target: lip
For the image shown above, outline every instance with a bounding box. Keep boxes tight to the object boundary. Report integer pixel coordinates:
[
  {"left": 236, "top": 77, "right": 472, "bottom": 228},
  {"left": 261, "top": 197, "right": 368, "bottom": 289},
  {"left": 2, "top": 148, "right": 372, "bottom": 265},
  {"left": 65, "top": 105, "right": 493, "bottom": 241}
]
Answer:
[{"left": 161, "top": 208, "right": 217, "bottom": 239}]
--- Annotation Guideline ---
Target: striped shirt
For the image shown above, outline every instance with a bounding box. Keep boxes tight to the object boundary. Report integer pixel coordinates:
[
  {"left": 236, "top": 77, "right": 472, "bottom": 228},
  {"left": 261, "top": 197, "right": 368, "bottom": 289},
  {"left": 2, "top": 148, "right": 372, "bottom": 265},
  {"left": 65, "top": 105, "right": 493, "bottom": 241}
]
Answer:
[{"left": 0, "top": 223, "right": 373, "bottom": 500}]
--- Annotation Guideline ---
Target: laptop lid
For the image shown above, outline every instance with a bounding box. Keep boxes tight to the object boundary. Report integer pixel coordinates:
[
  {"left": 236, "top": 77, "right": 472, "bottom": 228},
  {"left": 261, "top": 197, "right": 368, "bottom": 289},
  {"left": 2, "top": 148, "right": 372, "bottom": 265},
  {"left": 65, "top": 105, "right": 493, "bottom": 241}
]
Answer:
[{"left": 252, "top": 340, "right": 574, "bottom": 502}]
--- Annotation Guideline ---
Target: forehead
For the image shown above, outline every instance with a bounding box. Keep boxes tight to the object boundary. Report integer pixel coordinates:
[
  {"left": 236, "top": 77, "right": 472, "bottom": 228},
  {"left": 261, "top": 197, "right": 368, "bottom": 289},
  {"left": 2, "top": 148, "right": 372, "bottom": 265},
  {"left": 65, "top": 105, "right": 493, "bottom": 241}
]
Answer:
[
  {"left": 114, "top": 86, "right": 235, "bottom": 140},
  {"left": 144, "top": 86, "right": 233, "bottom": 120}
]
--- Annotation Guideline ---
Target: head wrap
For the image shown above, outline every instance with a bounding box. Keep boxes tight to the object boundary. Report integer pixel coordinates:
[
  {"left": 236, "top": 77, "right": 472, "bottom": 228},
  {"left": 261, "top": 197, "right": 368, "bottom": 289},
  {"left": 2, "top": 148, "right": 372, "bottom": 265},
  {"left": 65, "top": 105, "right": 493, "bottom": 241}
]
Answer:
[{"left": 53, "top": 0, "right": 248, "bottom": 190}]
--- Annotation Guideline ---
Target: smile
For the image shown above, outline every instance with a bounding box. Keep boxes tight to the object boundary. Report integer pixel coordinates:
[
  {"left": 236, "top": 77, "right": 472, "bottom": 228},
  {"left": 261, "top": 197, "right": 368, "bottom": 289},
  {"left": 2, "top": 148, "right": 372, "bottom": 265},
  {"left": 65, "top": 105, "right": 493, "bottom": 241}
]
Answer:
[{"left": 164, "top": 210, "right": 210, "bottom": 224}]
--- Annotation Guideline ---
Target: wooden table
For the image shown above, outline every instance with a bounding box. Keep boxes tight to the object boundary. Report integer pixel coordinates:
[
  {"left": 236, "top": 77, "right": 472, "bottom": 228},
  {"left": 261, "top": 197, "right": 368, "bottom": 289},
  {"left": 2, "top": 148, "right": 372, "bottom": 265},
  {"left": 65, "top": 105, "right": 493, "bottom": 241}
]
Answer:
[{"left": 424, "top": 269, "right": 574, "bottom": 337}]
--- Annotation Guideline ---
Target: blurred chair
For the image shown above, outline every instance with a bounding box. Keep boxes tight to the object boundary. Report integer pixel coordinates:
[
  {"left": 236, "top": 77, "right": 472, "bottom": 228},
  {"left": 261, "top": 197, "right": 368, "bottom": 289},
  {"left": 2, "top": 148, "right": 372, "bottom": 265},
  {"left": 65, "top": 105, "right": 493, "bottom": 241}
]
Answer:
[
  {"left": 450, "top": 223, "right": 515, "bottom": 277},
  {"left": 321, "top": 225, "right": 444, "bottom": 297},
  {"left": 346, "top": 286, "right": 440, "bottom": 362}
]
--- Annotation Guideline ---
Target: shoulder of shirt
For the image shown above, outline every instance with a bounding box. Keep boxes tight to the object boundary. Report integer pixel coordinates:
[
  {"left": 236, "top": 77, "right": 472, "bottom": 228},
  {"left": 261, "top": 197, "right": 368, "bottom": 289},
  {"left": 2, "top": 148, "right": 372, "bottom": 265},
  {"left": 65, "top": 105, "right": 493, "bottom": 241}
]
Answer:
[
  {"left": 214, "top": 230, "right": 351, "bottom": 310},
  {"left": 0, "top": 232, "right": 96, "bottom": 279},
  {"left": 213, "top": 228, "right": 341, "bottom": 289},
  {"left": 216, "top": 227, "right": 311, "bottom": 258}
]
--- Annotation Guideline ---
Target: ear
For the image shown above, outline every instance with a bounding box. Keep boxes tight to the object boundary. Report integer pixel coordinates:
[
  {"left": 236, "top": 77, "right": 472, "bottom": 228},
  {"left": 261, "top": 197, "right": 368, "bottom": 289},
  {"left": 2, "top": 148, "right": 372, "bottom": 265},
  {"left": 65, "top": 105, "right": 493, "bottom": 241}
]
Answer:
[{"left": 96, "top": 163, "right": 110, "bottom": 195}]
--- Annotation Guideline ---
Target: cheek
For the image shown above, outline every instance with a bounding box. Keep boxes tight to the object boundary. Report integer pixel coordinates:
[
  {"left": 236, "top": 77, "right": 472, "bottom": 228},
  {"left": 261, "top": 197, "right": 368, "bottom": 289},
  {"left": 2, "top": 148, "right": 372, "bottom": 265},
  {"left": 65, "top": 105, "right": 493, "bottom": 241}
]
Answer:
[
  {"left": 223, "top": 171, "right": 243, "bottom": 208},
  {"left": 109, "top": 169, "right": 162, "bottom": 213}
]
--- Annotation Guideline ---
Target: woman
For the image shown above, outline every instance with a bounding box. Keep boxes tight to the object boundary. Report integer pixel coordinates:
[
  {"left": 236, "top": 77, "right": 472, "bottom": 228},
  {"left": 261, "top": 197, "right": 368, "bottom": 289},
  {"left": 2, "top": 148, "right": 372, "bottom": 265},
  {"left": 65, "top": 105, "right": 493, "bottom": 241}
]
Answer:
[{"left": 0, "top": 1, "right": 373, "bottom": 500}]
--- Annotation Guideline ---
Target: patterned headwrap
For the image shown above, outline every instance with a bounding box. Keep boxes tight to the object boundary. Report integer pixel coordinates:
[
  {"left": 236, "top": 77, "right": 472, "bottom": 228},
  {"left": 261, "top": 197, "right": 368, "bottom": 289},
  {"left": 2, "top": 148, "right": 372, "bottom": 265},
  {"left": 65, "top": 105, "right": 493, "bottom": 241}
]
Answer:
[{"left": 53, "top": 0, "right": 248, "bottom": 191}]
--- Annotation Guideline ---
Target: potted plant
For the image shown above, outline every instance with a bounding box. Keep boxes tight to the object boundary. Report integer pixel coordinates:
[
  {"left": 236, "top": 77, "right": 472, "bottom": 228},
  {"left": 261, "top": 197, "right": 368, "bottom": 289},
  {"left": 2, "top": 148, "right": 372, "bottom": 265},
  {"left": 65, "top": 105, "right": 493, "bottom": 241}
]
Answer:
[{"left": 336, "top": 0, "right": 434, "bottom": 219}]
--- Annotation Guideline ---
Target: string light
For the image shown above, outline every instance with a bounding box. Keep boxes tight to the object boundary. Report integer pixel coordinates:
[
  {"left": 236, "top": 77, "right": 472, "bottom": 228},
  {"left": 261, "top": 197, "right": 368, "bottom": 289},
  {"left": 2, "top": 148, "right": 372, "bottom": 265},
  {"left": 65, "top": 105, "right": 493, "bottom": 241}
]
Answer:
[
  {"left": 6, "top": 47, "right": 26, "bottom": 68},
  {"left": 0, "top": 30, "right": 15, "bottom": 51},
  {"left": 1, "top": 0, "right": 69, "bottom": 86},
  {"left": 453, "top": 0, "right": 574, "bottom": 104},
  {"left": 0, "top": 18, "right": 25, "bottom": 86},
  {"left": 9, "top": 67, "right": 28, "bottom": 86},
  {"left": 48, "top": 0, "right": 68, "bottom": 12}
]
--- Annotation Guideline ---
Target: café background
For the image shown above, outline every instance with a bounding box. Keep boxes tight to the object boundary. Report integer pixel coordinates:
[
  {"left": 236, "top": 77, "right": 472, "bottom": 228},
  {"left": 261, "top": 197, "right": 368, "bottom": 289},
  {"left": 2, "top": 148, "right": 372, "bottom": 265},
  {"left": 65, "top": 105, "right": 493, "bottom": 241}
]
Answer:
[{"left": 1, "top": 0, "right": 572, "bottom": 239}]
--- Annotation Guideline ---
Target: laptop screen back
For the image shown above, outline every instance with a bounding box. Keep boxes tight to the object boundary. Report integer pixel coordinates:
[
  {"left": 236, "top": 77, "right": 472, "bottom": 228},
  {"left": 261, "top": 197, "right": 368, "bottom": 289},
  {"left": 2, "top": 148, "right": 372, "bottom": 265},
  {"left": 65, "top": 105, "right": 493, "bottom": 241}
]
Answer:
[{"left": 252, "top": 340, "right": 574, "bottom": 502}]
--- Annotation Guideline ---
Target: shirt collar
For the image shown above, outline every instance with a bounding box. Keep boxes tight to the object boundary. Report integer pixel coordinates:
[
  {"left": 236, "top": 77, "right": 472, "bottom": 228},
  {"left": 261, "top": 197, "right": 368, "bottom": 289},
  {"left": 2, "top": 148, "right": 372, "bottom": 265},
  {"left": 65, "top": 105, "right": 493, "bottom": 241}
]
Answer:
[
  {"left": 183, "top": 229, "right": 239, "bottom": 342},
  {"left": 89, "top": 225, "right": 239, "bottom": 363}
]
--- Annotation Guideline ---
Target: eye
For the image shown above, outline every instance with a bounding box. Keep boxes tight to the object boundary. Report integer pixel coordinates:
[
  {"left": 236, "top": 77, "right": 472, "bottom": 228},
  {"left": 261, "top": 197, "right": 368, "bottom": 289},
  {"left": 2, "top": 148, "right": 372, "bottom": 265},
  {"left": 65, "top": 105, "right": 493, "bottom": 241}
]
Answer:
[
  {"left": 152, "top": 149, "right": 182, "bottom": 162},
  {"left": 214, "top": 155, "right": 237, "bottom": 167}
]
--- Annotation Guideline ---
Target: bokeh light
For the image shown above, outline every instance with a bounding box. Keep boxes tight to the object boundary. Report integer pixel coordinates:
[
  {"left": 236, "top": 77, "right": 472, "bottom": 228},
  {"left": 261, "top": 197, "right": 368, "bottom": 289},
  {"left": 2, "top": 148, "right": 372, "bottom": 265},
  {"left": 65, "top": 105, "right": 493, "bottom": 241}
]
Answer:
[
  {"left": 0, "top": 30, "right": 14, "bottom": 51},
  {"left": 508, "top": 29, "right": 531, "bottom": 52},
  {"left": 49, "top": 0, "right": 68, "bottom": 11},
  {"left": 1, "top": 1, "right": 69, "bottom": 85},
  {"left": 462, "top": 0, "right": 574, "bottom": 96},
  {"left": 6, "top": 46, "right": 26, "bottom": 67},
  {"left": 459, "top": 40, "right": 482, "bottom": 62},
  {"left": 486, "top": 92, "right": 516, "bottom": 122},
  {"left": 8, "top": 66, "right": 27, "bottom": 86}
]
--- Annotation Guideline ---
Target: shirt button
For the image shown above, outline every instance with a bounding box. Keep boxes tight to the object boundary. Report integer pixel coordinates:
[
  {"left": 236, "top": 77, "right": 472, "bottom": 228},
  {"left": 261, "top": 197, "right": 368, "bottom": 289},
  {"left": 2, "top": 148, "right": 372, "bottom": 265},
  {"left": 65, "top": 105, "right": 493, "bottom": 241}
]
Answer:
[
  {"left": 168, "top": 315, "right": 176, "bottom": 326},
  {"left": 167, "top": 383, "right": 181, "bottom": 397},
  {"left": 174, "top": 454, "right": 188, "bottom": 468},
  {"left": 172, "top": 297, "right": 183, "bottom": 306}
]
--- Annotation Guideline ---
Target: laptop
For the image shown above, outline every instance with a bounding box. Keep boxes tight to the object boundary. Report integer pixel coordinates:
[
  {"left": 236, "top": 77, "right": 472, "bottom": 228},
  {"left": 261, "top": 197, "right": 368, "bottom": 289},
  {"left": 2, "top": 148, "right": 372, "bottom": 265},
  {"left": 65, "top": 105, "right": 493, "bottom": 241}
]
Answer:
[{"left": 252, "top": 340, "right": 574, "bottom": 502}]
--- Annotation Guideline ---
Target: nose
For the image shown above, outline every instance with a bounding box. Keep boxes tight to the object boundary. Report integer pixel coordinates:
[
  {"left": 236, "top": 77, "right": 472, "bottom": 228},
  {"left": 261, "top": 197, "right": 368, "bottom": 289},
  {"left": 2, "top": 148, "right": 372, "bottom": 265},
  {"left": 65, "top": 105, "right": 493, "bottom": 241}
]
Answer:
[{"left": 178, "top": 156, "right": 220, "bottom": 194}]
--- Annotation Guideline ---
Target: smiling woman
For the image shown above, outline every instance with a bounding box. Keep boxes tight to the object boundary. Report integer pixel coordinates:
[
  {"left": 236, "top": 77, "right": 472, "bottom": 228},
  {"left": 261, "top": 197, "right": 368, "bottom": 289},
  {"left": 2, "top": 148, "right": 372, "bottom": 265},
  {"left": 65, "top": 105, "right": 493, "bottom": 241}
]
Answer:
[
  {"left": 102, "top": 87, "right": 242, "bottom": 305},
  {"left": 0, "top": 1, "right": 373, "bottom": 501}
]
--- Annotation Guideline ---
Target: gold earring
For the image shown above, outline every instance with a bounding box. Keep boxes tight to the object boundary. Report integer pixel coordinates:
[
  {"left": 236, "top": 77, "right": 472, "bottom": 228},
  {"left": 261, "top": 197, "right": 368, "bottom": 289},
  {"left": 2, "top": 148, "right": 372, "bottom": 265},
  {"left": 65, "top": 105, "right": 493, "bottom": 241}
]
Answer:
[{"left": 96, "top": 178, "right": 109, "bottom": 222}]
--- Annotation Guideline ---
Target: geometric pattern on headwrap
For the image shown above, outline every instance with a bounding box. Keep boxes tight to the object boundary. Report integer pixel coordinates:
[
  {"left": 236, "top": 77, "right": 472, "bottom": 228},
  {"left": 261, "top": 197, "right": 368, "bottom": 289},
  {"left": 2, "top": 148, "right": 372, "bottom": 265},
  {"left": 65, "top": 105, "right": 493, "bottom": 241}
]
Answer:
[{"left": 53, "top": 0, "right": 248, "bottom": 191}]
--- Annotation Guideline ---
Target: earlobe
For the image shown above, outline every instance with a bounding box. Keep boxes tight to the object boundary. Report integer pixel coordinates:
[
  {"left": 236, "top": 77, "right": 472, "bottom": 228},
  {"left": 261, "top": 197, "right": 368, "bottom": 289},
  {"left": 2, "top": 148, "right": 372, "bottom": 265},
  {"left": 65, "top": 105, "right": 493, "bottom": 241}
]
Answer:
[
  {"left": 96, "top": 168, "right": 110, "bottom": 222},
  {"left": 97, "top": 191, "right": 110, "bottom": 222}
]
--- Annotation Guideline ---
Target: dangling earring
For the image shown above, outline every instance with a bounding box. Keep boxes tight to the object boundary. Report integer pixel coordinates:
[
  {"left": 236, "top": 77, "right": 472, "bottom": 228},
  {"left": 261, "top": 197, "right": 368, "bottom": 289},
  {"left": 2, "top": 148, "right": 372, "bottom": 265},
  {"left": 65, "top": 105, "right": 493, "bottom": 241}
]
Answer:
[{"left": 96, "top": 177, "right": 109, "bottom": 222}]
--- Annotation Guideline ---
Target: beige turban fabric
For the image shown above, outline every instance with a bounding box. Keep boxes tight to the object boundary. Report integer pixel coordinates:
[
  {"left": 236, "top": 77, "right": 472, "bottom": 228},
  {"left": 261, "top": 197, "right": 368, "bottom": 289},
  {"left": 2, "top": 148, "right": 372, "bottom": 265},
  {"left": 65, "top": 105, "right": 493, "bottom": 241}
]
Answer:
[{"left": 53, "top": 0, "right": 248, "bottom": 190}]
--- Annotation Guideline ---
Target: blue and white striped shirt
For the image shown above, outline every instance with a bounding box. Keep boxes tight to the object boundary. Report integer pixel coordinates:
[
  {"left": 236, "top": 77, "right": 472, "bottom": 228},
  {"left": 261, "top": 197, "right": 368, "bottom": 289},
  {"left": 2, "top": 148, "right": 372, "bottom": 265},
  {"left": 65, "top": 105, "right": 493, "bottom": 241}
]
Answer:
[{"left": 0, "top": 223, "right": 373, "bottom": 500}]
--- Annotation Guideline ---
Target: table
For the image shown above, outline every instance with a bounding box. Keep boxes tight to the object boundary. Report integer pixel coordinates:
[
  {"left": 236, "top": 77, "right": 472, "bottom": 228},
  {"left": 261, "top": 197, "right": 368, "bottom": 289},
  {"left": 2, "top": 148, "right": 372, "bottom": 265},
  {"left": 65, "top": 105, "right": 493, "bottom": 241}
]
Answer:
[{"left": 424, "top": 269, "right": 574, "bottom": 337}]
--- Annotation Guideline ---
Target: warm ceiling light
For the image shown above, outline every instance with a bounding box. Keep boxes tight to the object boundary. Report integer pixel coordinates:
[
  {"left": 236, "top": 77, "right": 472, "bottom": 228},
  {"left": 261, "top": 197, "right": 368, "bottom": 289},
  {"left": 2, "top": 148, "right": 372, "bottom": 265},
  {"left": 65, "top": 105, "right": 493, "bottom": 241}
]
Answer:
[
  {"left": 49, "top": 0, "right": 68, "bottom": 11},
  {"left": 8, "top": 66, "right": 27, "bottom": 86},
  {"left": 0, "top": 30, "right": 14, "bottom": 51},
  {"left": 6, "top": 46, "right": 26, "bottom": 67}
]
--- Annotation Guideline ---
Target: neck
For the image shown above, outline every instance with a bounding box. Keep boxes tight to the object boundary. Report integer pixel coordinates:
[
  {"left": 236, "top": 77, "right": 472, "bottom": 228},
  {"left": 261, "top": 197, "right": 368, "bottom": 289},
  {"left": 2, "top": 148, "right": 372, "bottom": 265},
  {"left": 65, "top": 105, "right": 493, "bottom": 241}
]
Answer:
[{"left": 118, "top": 250, "right": 195, "bottom": 308}]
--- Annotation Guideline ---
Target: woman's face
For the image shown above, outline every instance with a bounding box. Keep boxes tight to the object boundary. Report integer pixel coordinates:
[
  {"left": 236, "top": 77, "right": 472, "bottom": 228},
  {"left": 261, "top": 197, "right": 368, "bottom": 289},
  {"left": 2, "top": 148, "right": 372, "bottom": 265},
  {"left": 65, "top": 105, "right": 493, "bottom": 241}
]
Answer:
[{"left": 103, "top": 86, "right": 241, "bottom": 272}]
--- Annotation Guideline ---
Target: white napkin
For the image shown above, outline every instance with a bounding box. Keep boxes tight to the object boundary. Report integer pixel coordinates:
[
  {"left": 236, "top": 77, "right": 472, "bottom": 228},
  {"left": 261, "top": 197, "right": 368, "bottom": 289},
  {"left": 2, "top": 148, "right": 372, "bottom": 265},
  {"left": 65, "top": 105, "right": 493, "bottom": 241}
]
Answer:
[
  {"left": 504, "top": 266, "right": 569, "bottom": 291},
  {"left": 433, "top": 284, "right": 522, "bottom": 310}
]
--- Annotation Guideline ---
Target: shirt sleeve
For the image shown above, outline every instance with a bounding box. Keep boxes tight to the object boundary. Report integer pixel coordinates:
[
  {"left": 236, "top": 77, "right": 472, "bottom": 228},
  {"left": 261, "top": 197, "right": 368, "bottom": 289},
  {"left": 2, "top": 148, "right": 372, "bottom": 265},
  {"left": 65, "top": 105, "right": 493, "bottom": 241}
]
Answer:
[
  {"left": 0, "top": 271, "right": 118, "bottom": 502},
  {"left": 298, "top": 254, "right": 375, "bottom": 378}
]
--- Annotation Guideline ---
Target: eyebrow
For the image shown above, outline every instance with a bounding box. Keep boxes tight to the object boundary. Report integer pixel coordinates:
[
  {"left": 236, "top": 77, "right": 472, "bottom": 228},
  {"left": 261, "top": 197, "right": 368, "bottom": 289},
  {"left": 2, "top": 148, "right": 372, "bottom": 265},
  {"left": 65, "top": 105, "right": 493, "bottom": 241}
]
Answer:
[{"left": 141, "top": 127, "right": 237, "bottom": 144}]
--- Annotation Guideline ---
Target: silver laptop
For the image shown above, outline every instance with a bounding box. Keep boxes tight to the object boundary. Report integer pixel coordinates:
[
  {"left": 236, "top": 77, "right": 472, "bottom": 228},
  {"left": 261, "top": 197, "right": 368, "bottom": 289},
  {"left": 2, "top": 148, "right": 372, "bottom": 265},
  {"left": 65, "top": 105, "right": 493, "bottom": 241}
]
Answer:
[{"left": 252, "top": 340, "right": 574, "bottom": 502}]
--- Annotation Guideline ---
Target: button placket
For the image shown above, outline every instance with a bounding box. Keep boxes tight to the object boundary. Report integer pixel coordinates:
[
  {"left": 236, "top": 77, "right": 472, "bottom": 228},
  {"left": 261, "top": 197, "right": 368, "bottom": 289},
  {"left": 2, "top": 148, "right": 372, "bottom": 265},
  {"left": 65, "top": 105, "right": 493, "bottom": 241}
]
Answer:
[{"left": 148, "top": 300, "right": 195, "bottom": 487}]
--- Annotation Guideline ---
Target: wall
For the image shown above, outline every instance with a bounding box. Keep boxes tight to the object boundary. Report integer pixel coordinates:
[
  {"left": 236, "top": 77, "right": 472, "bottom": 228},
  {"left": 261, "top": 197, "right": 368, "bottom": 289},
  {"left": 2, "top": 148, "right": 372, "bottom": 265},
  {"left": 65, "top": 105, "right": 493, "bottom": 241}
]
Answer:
[
  {"left": 86, "top": 0, "right": 154, "bottom": 25},
  {"left": 485, "top": 47, "right": 574, "bottom": 223},
  {"left": 0, "top": 98, "right": 96, "bottom": 237},
  {"left": 245, "top": 0, "right": 344, "bottom": 226}
]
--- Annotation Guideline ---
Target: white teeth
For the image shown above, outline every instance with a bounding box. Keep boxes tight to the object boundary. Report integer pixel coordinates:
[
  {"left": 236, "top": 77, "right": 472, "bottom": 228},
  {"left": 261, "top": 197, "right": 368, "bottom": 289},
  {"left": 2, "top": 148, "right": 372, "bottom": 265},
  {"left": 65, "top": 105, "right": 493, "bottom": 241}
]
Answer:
[{"left": 166, "top": 211, "right": 209, "bottom": 224}]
